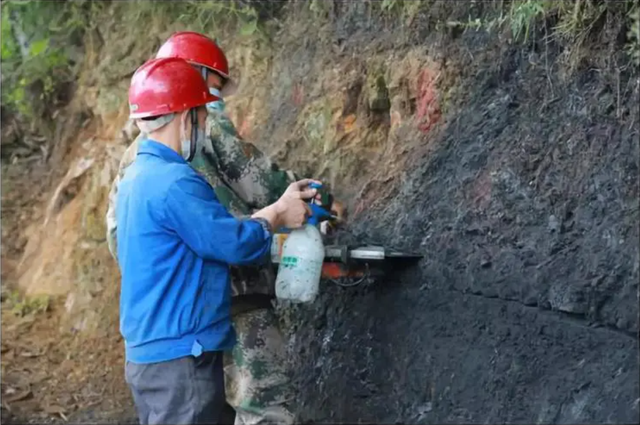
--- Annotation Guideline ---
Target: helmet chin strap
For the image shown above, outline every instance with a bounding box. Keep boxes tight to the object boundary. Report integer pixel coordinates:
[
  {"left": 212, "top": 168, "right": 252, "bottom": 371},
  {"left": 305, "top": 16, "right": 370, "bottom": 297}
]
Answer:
[
  {"left": 181, "top": 109, "right": 198, "bottom": 162},
  {"left": 187, "top": 108, "right": 198, "bottom": 162}
]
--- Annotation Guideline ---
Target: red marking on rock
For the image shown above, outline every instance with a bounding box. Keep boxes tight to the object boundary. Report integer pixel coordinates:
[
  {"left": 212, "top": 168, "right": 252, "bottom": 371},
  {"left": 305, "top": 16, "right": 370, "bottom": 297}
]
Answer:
[
  {"left": 238, "top": 116, "right": 253, "bottom": 139},
  {"left": 390, "top": 110, "right": 402, "bottom": 129},
  {"left": 415, "top": 68, "right": 442, "bottom": 134},
  {"left": 470, "top": 170, "right": 492, "bottom": 210},
  {"left": 292, "top": 84, "right": 304, "bottom": 106}
]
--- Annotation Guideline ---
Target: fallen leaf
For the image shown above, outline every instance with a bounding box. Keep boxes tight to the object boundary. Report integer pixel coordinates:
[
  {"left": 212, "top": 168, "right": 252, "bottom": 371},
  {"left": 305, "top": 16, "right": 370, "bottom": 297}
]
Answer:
[
  {"left": 44, "top": 404, "right": 69, "bottom": 421},
  {"left": 20, "top": 350, "right": 43, "bottom": 358},
  {"left": 343, "top": 114, "right": 358, "bottom": 133},
  {"left": 6, "top": 389, "right": 32, "bottom": 403},
  {"left": 6, "top": 315, "right": 36, "bottom": 332},
  {"left": 82, "top": 399, "right": 102, "bottom": 409}
]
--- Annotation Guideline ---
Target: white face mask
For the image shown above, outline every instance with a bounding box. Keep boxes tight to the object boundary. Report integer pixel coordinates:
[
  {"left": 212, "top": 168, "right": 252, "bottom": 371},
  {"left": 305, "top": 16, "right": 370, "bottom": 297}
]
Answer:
[{"left": 207, "top": 87, "right": 225, "bottom": 112}]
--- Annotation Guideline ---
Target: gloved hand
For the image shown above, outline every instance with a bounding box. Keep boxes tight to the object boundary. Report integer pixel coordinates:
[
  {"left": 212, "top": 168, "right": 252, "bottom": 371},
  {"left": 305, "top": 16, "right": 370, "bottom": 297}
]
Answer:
[
  {"left": 312, "top": 185, "right": 333, "bottom": 211},
  {"left": 330, "top": 199, "right": 347, "bottom": 224},
  {"left": 318, "top": 198, "right": 347, "bottom": 235},
  {"left": 310, "top": 183, "right": 347, "bottom": 234},
  {"left": 312, "top": 186, "right": 345, "bottom": 220}
]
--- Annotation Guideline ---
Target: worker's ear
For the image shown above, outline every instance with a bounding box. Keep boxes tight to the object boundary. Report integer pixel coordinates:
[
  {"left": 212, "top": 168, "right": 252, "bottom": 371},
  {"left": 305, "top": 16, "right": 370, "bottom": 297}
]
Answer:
[
  {"left": 221, "top": 78, "right": 238, "bottom": 97},
  {"left": 331, "top": 200, "right": 347, "bottom": 222}
]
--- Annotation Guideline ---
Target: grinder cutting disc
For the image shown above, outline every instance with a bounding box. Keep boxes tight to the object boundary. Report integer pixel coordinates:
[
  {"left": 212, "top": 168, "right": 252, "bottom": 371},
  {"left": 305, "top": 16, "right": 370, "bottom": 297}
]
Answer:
[
  {"left": 342, "top": 246, "right": 423, "bottom": 262},
  {"left": 384, "top": 249, "right": 423, "bottom": 260}
]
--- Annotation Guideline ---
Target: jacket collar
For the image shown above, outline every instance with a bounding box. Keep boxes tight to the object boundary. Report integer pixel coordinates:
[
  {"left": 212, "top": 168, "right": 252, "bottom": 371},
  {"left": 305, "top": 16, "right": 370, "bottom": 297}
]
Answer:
[{"left": 138, "top": 139, "right": 185, "bottom": 164}]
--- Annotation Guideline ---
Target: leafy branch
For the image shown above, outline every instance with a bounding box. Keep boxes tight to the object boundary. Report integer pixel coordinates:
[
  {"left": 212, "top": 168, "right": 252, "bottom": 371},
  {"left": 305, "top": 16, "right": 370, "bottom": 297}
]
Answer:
[{"left": 1, "top": 0, "right": 88, "bottom": 118}]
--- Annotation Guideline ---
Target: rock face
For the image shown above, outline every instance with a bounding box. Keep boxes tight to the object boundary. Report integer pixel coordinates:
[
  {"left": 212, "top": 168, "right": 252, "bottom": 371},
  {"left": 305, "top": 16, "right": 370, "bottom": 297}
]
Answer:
[
  {"left": 283, "top": 61, "right": 639, "bottom": 414},
  {"left": 265, "top": 3, "right": 639, "bottom": 424},
  {"left": 2, "top": 1, "right": 637, "bottom": 423}
]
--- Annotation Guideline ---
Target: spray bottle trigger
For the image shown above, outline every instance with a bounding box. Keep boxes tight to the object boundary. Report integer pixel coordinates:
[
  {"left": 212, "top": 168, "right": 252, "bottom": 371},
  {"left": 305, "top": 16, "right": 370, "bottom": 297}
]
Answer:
[{"left": 306, "top": 182, "right": 332, "bottom": 226}]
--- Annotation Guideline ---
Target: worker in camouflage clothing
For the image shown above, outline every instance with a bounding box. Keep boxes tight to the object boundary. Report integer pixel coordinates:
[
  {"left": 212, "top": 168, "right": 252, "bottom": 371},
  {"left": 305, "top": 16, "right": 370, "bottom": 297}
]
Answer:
[{"left": 106, "top": 32, "right": 344, "bottom": 425}]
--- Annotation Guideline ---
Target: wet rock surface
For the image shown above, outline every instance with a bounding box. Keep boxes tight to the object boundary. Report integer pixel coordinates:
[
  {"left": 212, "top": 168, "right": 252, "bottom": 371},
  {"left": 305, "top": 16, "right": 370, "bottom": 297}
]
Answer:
[
  {"left": 278, "top": 4, "right": 639, "bottom": 424},
  {"left": 286, "top": 282, "right": 637, "bottom": 423}
]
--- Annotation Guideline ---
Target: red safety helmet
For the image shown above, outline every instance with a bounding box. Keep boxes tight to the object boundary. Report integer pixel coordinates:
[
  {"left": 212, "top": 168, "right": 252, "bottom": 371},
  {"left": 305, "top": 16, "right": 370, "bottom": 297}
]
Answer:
[
  {"left": 156, "top": 31, "right": 237, "bottom": 97},
  {"left": 128, "top": 57, "right": 218, "bottom": 119}
]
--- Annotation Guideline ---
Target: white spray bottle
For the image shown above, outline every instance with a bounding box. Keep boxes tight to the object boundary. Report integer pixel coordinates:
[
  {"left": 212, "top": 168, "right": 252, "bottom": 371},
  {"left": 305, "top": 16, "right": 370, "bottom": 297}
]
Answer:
[{"left": 275, "top": 183, "right": 331, "bottom": 303}]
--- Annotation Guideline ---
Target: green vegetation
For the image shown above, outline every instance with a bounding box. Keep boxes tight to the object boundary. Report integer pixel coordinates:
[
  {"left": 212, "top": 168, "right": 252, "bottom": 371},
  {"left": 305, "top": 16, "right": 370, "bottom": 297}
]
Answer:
[
  {"left": 3, "top": 290, "right": 50, "bottom": 317},
  {"left": 366, "top": 0, "right": 638, "bottom": 67},
  {"left": 0, "top": 0, "right": 263, "bottom": 122},
  {"left": 374, "top": 0, "right": 425, "bottom": 24},
  {"left": 379, "top": 0, "right": 404, "bottom": 14},
  {"left": 507, "top": 0, "right": 638, "bottom": 67},
  {"left": 508, "top": 0, "right": 547, "bottom": 43},
  {"left": 1, "top": 0, "right": 89, "bottom": 118},
  {"left": 309, "top": 0, "right": 332, "bottom": 20},
  {"left": 119, "top": 0, "right": 261, "bottom": 37},
  {"left": 2, "top": 0, "right": 638, "bottom": 125}
]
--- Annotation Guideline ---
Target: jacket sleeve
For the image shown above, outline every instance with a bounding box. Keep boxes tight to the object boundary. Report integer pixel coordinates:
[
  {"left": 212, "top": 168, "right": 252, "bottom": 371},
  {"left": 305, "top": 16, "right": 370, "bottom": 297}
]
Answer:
[
  {"left": 206, "top": 113, "right": 298, "bottom": 209},
  {"left": 164, "top": 172, "right": 272, "bottom": 265},
  {"left": 105, "top": 135, "right": 143, "bottom": 261}
]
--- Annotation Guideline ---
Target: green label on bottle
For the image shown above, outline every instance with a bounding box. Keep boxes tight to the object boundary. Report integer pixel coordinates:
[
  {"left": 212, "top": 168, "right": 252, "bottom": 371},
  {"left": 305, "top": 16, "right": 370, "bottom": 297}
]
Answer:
[{"left": 281, "top": 256, "right": 299, "bottom": 269}]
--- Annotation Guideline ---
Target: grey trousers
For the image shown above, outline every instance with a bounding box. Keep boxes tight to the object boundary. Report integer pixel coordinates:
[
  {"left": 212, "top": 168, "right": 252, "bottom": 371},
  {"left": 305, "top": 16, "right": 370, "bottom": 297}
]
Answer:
[{"left": 125, "top": 351, "right": 226, "bottom": 425}]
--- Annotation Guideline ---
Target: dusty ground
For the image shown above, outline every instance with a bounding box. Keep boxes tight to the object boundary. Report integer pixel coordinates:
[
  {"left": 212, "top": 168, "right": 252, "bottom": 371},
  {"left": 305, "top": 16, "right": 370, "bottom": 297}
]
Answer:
[
  {"left": 1, "top": 1, "right": 638, "bottom": 424},
  {"left": 0, "top": 297, "right": 135, "bottom": 424}
]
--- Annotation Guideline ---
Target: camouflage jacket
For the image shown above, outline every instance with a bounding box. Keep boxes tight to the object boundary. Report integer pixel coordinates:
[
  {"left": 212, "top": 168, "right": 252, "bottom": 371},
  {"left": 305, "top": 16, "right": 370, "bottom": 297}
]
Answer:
[{"left": 106, "top": 102, "right": 298, "bottom": 298}]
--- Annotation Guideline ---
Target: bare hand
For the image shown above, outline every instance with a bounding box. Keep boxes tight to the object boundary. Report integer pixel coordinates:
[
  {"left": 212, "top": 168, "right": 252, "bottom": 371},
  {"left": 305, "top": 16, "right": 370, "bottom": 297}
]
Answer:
[
  {"left": 320, "top": 199, "right": 347, "bottom": 235},
  {"left": 274, "top": 179, "right": 320, "bottom": 229},
  {"left": 330, "top": 199, "right": 347, "bottom": 223}
]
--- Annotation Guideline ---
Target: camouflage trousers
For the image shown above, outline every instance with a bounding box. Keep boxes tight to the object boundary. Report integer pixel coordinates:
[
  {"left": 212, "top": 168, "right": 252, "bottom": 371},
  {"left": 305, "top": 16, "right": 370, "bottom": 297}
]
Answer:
[{"left": 224, "top": 308, "right": 295, "bottom": 425}]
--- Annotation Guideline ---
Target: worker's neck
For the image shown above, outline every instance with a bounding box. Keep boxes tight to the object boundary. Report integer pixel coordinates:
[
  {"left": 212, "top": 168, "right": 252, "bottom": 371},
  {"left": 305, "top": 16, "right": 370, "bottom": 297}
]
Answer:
[{"left": 149, "top": 128, "right": 181, "bottom": 156}]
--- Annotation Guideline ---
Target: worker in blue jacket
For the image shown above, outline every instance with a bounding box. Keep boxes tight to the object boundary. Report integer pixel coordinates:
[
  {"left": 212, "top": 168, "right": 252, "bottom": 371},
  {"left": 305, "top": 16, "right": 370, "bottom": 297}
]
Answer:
[{"left": 117, "top": 56, "right": 318, "bottom": 425}]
